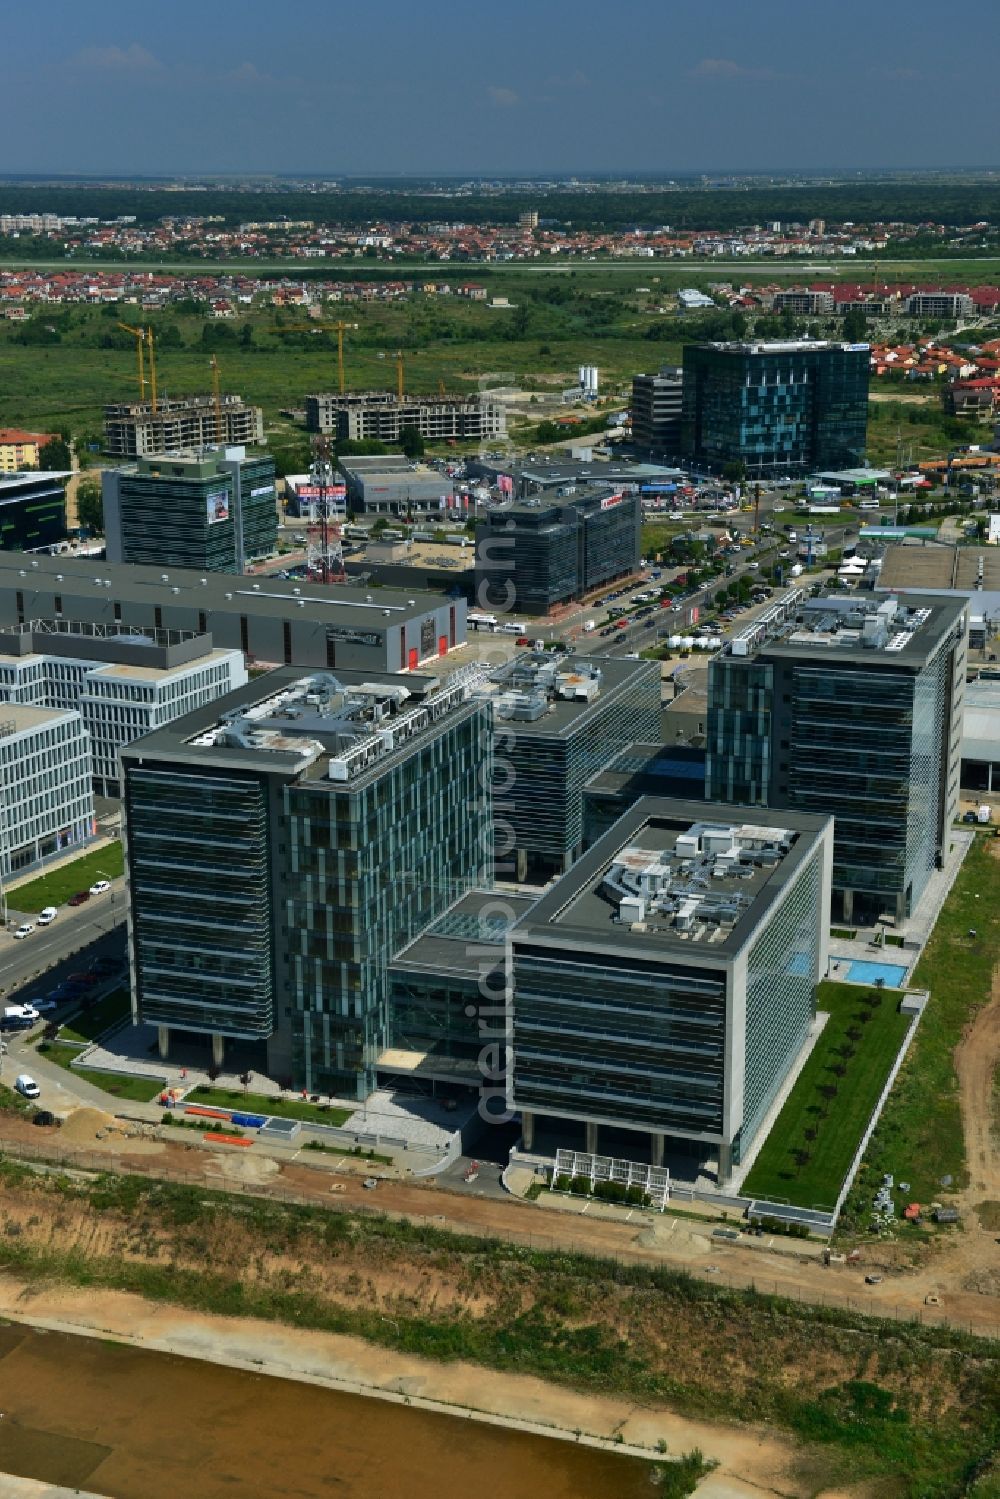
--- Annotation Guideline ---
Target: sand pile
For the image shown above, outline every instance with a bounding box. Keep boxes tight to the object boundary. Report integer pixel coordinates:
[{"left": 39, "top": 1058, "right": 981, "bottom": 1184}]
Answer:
[
  {"left": 207, "top": 1151, "right": 280, "bottom": 1185},
  {"left": 59, "top": 1106, "right": 116, "bottom": 1144}
]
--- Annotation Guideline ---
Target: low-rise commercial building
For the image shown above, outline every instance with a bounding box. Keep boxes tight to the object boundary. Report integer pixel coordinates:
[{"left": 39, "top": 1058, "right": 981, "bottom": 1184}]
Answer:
[
  {"left": 0, "top": 472, "right": 67, "bottom": 554},
  {"left": 104, "top": 395, "right": 264, "bottom": 460},
  {"left": 0, "top": 554, "right": 467, "bottom": 677},
  {"left": 102, "top": 448, "right": 277, "bottom": 572},
  {"left": 0, "top": 619, "right": 246, "bottom": 795},
  {"left": 338, "top": 456, "right": 453, "bottom": 517},
  {"left": 0, "top": 703, "right": 94, "bottom": 878},
  {"left": 510, "top": 797, "right": 833, "bottom": 1182},
  {"left": 122, "top": 665, "right": 493, "bottom": 1096},
  {"left": 305, "top": 390, "right": 506, "bottom": 444},
  {"left": 475, "top": 485, "right": 641, "bottom": 616}
]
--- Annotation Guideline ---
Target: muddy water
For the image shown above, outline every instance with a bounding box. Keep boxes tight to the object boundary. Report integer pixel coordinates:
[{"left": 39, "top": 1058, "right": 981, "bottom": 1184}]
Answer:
[{"left": 0, "top": 1322, "right": 659, "bottom": 1498}]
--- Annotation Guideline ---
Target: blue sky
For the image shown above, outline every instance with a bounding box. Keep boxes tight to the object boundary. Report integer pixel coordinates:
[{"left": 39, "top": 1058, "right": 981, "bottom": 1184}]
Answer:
[{"left": 4, "top": 0, "right": 999, "bottom": 176}]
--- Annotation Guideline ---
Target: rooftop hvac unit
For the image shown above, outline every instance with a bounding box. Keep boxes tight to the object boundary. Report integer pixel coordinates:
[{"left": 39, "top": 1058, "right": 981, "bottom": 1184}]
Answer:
[
  {"left": 675, "top": 832, "right": 700, "bottom": 858},
  {"left": 619, "top": 895, "right": 645, "bottom": 925}
]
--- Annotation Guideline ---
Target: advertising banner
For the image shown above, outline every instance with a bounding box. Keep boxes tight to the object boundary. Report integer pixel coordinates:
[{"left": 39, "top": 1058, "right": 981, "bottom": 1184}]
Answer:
[{"left": 206, "top": 489, "right": 230, "bottom": 525}]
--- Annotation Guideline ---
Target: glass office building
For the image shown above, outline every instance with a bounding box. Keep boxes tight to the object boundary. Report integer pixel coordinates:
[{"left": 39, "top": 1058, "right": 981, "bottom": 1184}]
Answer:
[
  {"left": 510, "top": 798, "right": 832, "bottom": 1183},
  {"left": 707, "top": 592, "right": 968, "bottom": 924},
  {"left": 680, "top": 340, "right": 869, "bottom": 480},
  {"left": 122, "top": 665, "right": 492, "bottom": 1095}
]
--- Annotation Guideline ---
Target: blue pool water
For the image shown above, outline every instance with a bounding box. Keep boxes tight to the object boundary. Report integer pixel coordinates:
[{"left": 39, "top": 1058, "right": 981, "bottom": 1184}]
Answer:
[{"left": 846, "top": 959, "right": 908, "bottom": 988}]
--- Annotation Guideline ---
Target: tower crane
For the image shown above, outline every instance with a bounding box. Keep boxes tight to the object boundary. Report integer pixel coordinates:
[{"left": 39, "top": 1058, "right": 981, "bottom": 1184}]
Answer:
[
  {"left": 278, "top": 320, "right": 358, "bottom": 394},
  {"left": 209, "top": 355, "right": 223, "bottom": 442},
  {"left": 117, "top": 322, "right": 147, "bottom": 402}
]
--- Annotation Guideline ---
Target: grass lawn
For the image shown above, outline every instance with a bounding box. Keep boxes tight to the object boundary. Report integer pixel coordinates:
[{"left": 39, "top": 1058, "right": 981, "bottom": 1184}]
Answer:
[
  {"left": 742, "top": 980, "right": 911, "bottom": 1210},
  {"left": 37, "top": 1041, "right": 164, "bottom": 1103},
  {"left": 843, "top": 833, "right": 1000, "bottom": 1217},
  {"left": 10, "top": 844, "right": 124, "bottom": 915},
  {"left": 58, "top": 989, "right": 131, "bottom": 1045},
  {"left": 186, "top": 1086, "right": 352, "bottom": 1127}
]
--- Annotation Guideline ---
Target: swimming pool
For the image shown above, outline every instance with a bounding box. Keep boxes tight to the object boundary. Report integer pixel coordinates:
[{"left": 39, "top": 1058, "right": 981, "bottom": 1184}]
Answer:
[{"left": 846, "top": 959, "right": 908, "bottom": 989}]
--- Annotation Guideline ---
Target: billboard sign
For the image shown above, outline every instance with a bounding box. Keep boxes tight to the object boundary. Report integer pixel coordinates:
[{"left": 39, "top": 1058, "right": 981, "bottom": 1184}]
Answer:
[
  {"left": 206, "top": 489, "right": 230, "bottom": 525},
  {"left": 600, "top": 491, "right": 625, "bottom": 511}
]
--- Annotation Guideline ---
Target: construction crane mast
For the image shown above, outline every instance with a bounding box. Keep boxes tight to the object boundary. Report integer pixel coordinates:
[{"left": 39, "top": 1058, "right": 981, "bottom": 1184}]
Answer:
[
  {"left": 304, "top": 438, "right": 346, "bottom": 585},
  {"left": 118, "top": 322, "right": 147, "bottom": 401},
  {"left": 209, "top": 355, "right": 223, "bottom": 442}
]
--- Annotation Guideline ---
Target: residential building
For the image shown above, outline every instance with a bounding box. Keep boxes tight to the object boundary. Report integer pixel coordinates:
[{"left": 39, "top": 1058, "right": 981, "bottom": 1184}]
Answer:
[
  {"left": 0, "top": 703, "right": 94, "bottom": 878},
  {"left": 680, "top": 340, "right": 869, "bottom": 480},
  {"left": 104, "top": 395, "right": 264, "bottom": 460},
  {"left": 475, "top": 485, "right": 641, "bottom": 616},
  {"left": 0, "top": 618, "right": 246, "bottom": 795},
  {"left": 509, "top": 797, "right": 833, "bottom": 1182},
  {"left": 121, "top": 665, "right": 493, "bottom": 1096},
  {"left": 305, "top": 390, "right": 506, "bottom": 444},
  {"left": 102, "top": 447, "right": 277, "bottom": 572},
  {"left": 0, "top": 554, "right": 467, "bottom": 677},
  {"left": 0, "top": 472, "right": 67, "bottom": 554},
  {"left": 905, "top": 292, "right": 975, "bottom": 320},
  {"left": 630, "top": 367, "right": 684, "bottom": 456},
  {"left": 772, "top": 290, "right": 835, "bottom": 316},
  {"left": 0, "top": 430, "right": 56, "bottom": 472},
  {"left": 477, "top": 653, "right": 660, "bottom": 878},
  {"left": 706, "top": 590, "right": 968, "bottom": 924}
]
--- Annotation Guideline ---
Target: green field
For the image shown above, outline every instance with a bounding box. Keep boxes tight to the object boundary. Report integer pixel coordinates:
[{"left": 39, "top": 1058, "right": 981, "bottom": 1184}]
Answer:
[
  {"left": 36, "top": 1041, "right": 164, "bottom": 1103},
  {"left": 9, "top": 844, "right": 124, "bottom": 915},
  {"left": 58, "top": 988, "right": 131, "bottom": 1045},
  {"left": 840, "top": 834, "right": 1000, "bottom": 1221},
  {"left": 742, "top": 981, "right": 911, "bottom": 1209},
  {"left": 186, "top": 1085, "right": 352, "bottom": 1127}
]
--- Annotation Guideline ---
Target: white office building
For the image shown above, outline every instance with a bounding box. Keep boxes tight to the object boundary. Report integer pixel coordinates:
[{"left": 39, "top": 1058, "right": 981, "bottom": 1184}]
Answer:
[
  {"left": 0, "top": 620, "right": 247, "bottom": 796},
  {"left": 0, "top": 704, "right": 94, "bottom": 878}
]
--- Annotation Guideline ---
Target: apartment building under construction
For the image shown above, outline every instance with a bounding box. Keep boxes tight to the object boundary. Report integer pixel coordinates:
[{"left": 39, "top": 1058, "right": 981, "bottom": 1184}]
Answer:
[
  {"left": 304, "top": 389, "right": 506, "bottom": 444},
  {"left": 104, "top": 395, "right": 265, "bottom": 459}
]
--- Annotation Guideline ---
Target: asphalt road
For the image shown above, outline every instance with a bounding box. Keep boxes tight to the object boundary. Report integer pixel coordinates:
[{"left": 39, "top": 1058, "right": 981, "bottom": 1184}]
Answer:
[{"left": 0, "top": 880, "right": 127, "bottom": 1001}]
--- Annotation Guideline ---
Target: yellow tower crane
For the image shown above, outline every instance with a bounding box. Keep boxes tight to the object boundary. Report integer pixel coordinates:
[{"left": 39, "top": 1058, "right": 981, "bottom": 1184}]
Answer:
[
  {"left": 146, "top": 326, "right": 158, "bottom": 414},
  {"left": 394, "top": 351, "right": 405, "bottom": 401},
  {"left": 117, "top": 322, "right": 147, "bottom": 401},
  {"left": 279, "top": 320, "right": 358, "bottom": 394},
  {"left": 209, "top": 354, "right": 223, "bottom": 442}
]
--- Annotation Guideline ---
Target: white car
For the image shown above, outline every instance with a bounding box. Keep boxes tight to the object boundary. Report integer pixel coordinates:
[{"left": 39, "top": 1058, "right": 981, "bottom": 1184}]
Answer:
[
  {"left": 89, "top": 880, "right": 111, "bottom": 896},
  {"left": 12, "top": 923, "right": 34, "bottom": 940},
  {"left": 14, "top": 1075, "right": 40, "bottom": 1099},
  {"left": 37, "top": 907, "right": 57, "bottom": 926}
]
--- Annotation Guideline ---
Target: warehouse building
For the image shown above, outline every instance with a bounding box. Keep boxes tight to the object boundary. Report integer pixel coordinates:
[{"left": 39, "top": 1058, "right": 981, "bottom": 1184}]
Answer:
[
  {"left": 0, "top": 618, "right": 246, "bottom": 796},
  {"left": 305, "top": 390, "right": 506, "bottom": 443},
  {"left": 104, "top": 395, "right": 264, "bottom": 460},
  {"left": 121, "top": 665, "right": 493, "bottom": 1096},
  {"left": 475, "top": 485, "right": 642, "bottom": 616},
  {"left": 0, "top": 471, "right": 67, "bottom": 554},
  {"left": 509, "top": 797, "right": 833, "bottom": 1183},
  {"left": 0, "top": 554, "right": 467, "bottom": 677},
  {"left": 0, "top": 703, "right": 94, "bottom": 879},
  {"left": 707, "top": 589, "right": 968, "bottom": 924},
  {"left": 102, "top": 448, "right": 277, "bottom": 573}
]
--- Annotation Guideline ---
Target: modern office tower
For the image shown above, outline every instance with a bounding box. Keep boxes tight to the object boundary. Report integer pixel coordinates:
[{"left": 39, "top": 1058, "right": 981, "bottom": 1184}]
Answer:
[
  {"left": 121, "top": 665, "right": 493, "bottom": 1097},
  {"left": 582, "top": 740, "right": 707, "bottom": 848},
  {"left": 479, "top": 653, "right": 661, "bottom": 878},
  {"left": 102, "top": 448, "right": 277, "bottom": 572},
  {"left": 0, "top": 619, "right": 246, "bottom": 795},
  {"left": 104, "top": 396, "right": 264, "bottom": 460},
  {"left": 305, "top": 390, "right": 506, "bottom": 443},
  {"left": 630, "top": 367, "right": 684, "bottom": 455},
  {"left": 510, "top": 797, "right": 833, "bottom": 1183},
  {"left": 0, "top": 704, "right": 94, "bottom": 878},
  {"left": 475, "top": 486, "right": 641, "bottom": 616},
  {"left": 680, "top": 340, "right": 869, "bottom": 479},
  {"left": 0, "top": 553, "right": 467, "bottom": 676},
  {"left": 706, "top": 590, "right": 968, "bottom": 924},
  {"left": 0, "top": 472, "right": 67, "bottom": 554}
]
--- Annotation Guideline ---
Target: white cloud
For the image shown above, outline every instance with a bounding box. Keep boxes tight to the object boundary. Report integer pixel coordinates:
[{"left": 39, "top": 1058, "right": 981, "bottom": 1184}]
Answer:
[
  {"left": 487, "top": 86, "right": 520, "bottom": 108},
  {"left": 69, "top": 43, "right": 161, "bottom": 72}
]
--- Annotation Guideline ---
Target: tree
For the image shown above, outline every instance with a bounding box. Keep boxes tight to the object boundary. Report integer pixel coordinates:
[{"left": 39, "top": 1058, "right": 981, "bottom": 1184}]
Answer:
[
  {"left": 842, "top": 307, "right": 868, "bottom": 343},
  {"left": 399, "top": 424, "right": 425, "bottom": 459},
  {"left": 76, "top": 474, "right": 103, "bottom": 534},
  {"left": 40, "top": 436, "right": 72, "bottom": 471},
  {"left": 722, "top": 460, "right": 746, "bottom": 482}
]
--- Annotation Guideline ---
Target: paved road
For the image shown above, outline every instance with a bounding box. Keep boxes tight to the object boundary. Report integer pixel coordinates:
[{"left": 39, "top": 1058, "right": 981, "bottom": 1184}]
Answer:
[{"left": 0, "top": 880, "right": 127, "bottom": 1001}]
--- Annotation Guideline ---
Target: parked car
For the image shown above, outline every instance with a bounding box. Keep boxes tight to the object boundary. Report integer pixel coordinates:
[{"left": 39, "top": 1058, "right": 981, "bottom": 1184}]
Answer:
[
  {"left": 37, "top": 907, "right": 57, "bottom": 926},
  {"left": 14, "top": 1075, "right": 40, "bottom": 1099},
  {"left": 865, "top": 1274, "right": 883, "bottom": 1286},
  {"left": 33, "top": 1000, "right": 59, "bottom": 1014},
  {"left": 89, "top": 880, "right": 111, "bottom": 896},
  {"left": 12, "top": 923, "right": 34, "bottom": 940},
  {"left": 67, "top": 891, "right": 90, "bottom": 907}
]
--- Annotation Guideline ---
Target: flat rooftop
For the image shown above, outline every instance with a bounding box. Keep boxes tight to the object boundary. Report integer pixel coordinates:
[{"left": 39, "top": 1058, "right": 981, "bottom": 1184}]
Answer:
[
  {"left": 390, "top": 888, "right": 536, "bottom": 978},
  {"left": 0, "top": 702, "right": 78, "bottom": 736},
  {"left": 478, "top": 482, "right": 630, "bottom": 517},
  {"left": 877, "top": 543, "right": 1000, "bottom": 594},
  {"left": 0, "top": 553, "right": 451, "bottom": 630},
  {"left": 515, "top": 797, "right": 830, "bottom": 961},
  {"left": 698, "top": 339, "right": 866, "bottom": 355},
  {"left": 584, "top": 741, "right": 707, "bottom": 798},
  {"left": 120, "top": 663, "right": 485, "bottom": 789},
  {"left": 726, "top": 588, "right": 966, "bottom": 668},
  {"left": 478, "top": 652, "right": 656, "bottom": 739}
]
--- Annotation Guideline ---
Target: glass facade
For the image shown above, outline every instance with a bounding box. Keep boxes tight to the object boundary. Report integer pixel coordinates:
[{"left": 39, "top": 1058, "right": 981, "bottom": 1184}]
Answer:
[
  {"left": 282, "top": 704, "right": 493, "bottom": 1096},
  {"left": 117, "top": 454, "right": 277, "bottom": 573},
  {"left": 681, "top": 343, "right": 868, "bottom": 480},
  {"left": 128, "top": 767, "right": 274, "bottom": 1037},
  {"left": 475, "top": 491, "right": 641, "bottom": 615}
]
